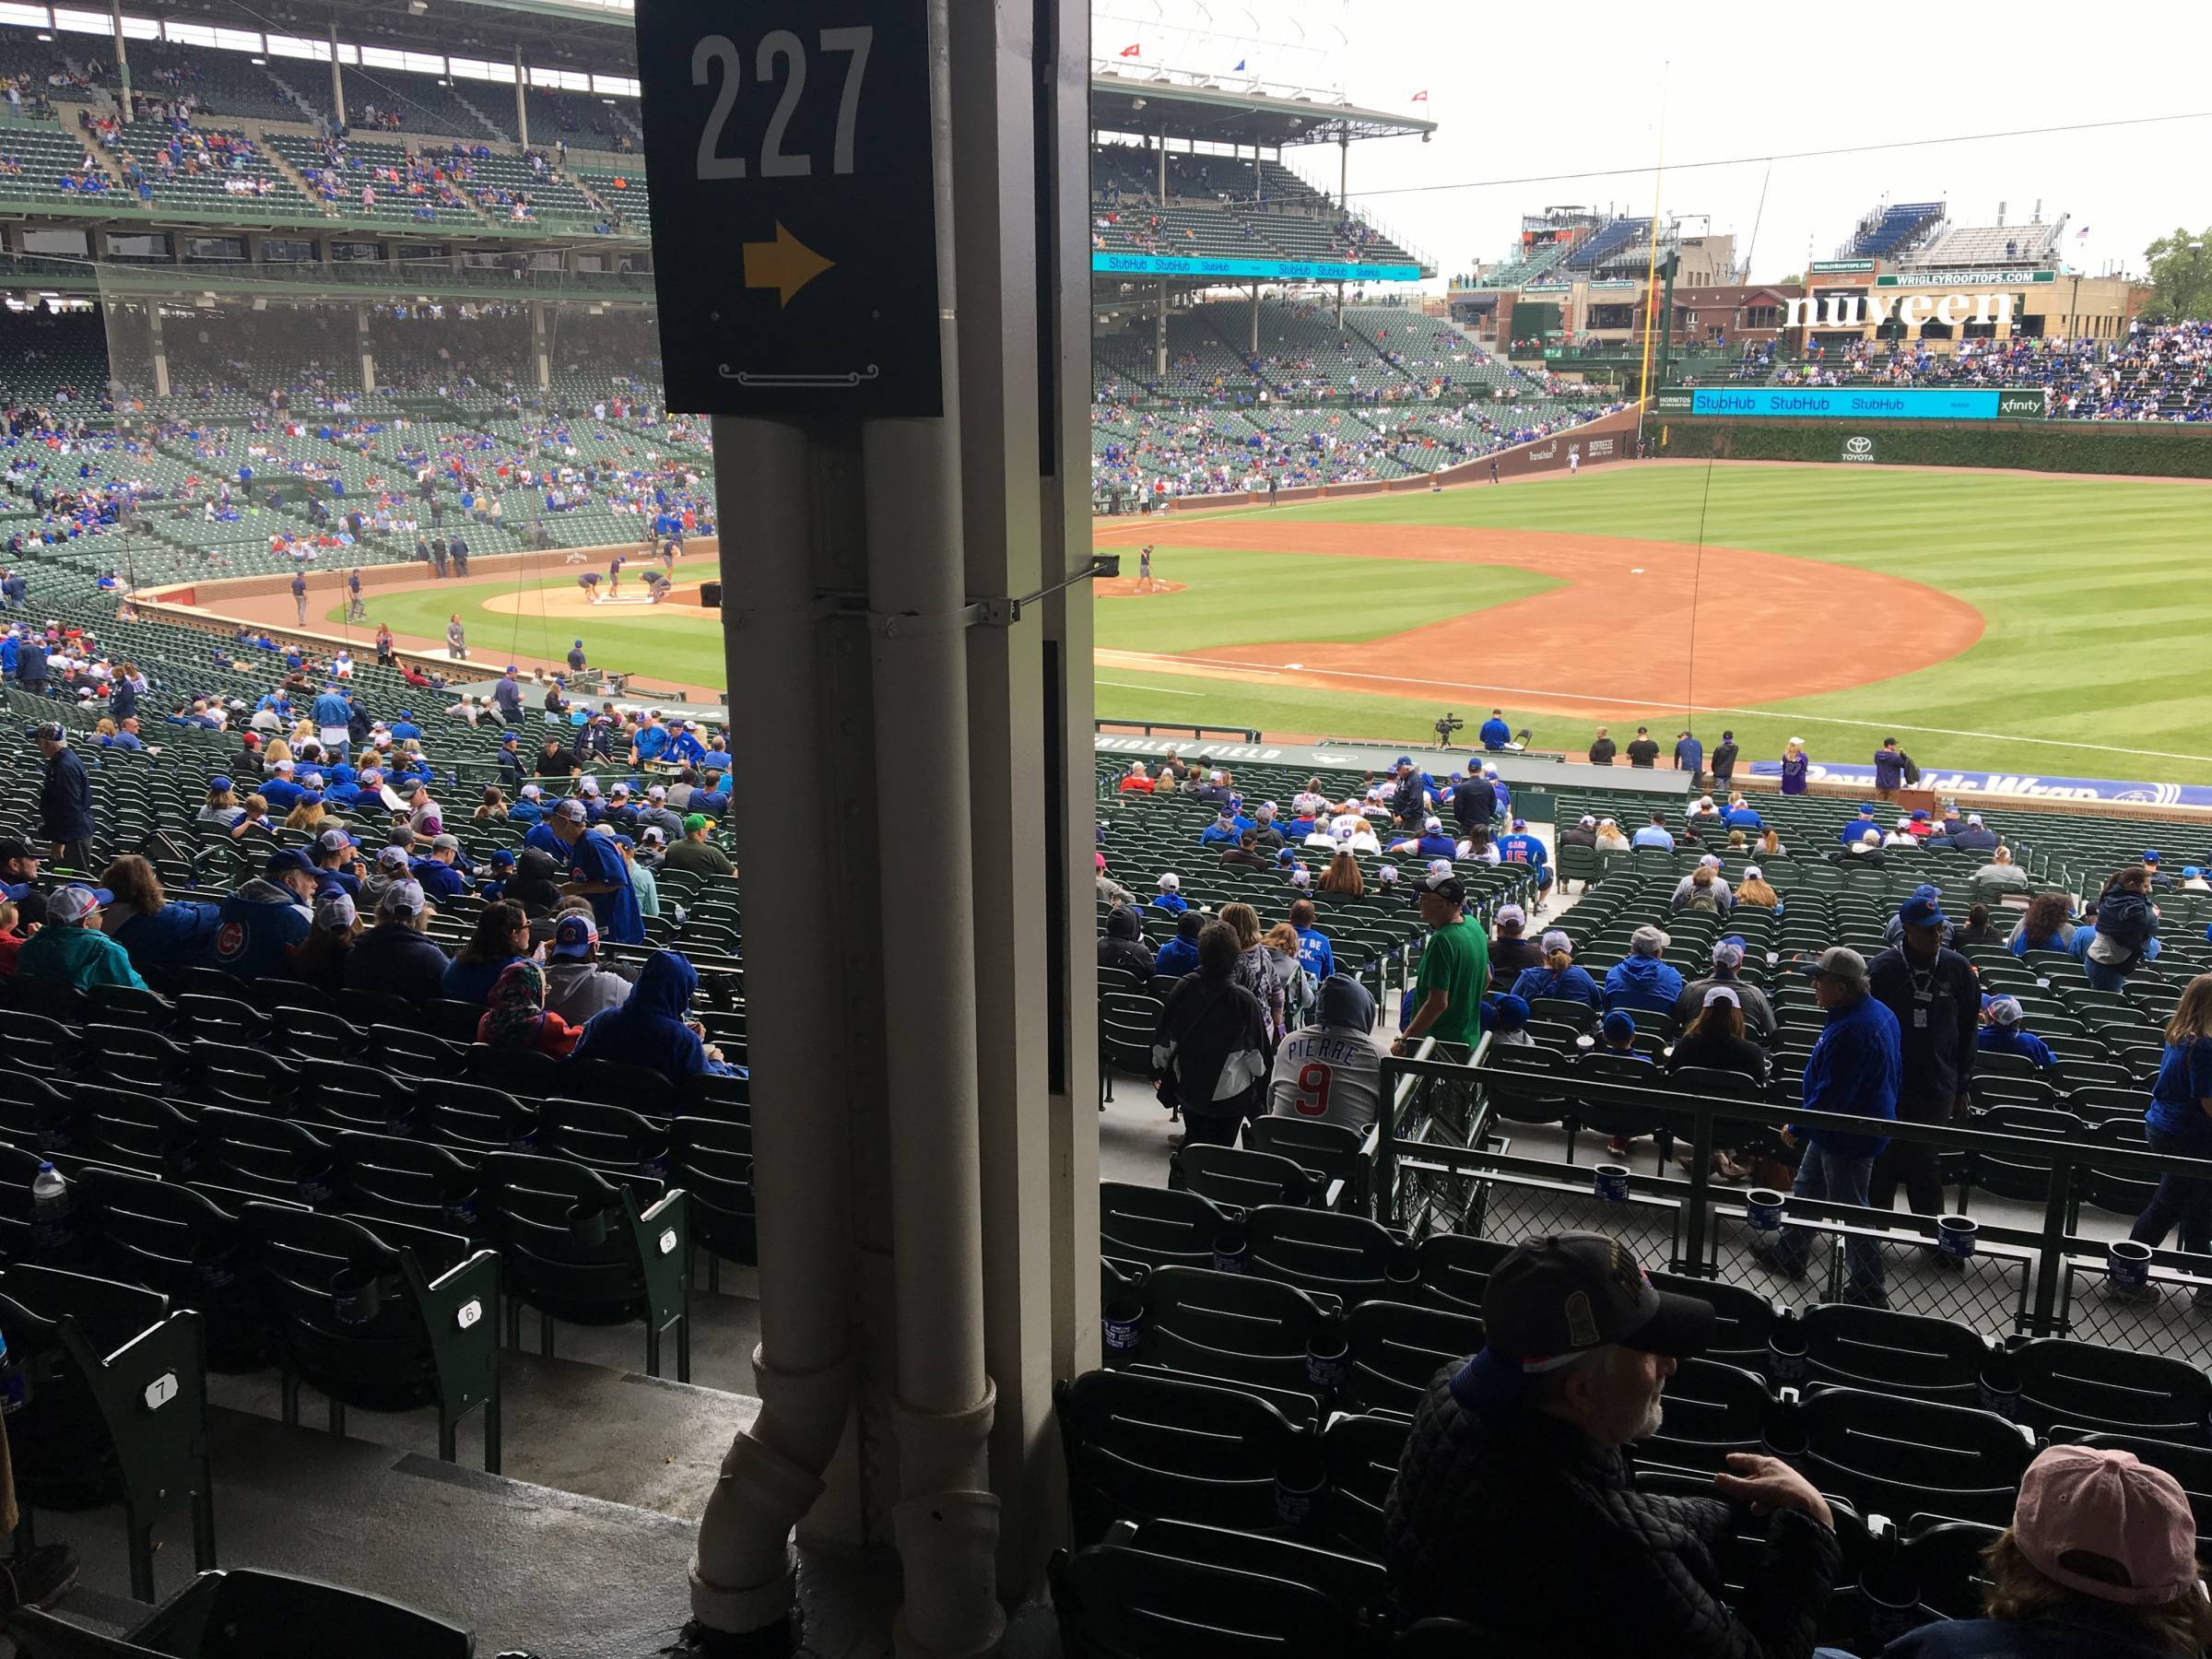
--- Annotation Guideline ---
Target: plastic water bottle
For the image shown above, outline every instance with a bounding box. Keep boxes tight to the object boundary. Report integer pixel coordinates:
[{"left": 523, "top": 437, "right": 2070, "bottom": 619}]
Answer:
[{"left": 30, "top": 1160, "right": 72, "bottom": 1256}]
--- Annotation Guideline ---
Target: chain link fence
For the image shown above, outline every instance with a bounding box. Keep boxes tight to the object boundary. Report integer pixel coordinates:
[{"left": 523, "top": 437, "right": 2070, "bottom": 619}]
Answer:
[{"left": 1376, "top": 1055, "right": 2212, "bottom": 1362}]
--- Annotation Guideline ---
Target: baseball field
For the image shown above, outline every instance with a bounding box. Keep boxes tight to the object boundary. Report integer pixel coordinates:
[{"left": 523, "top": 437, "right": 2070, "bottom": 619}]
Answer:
[
  {"left": 276, "top": 463, "right": 2212, "bottom": 787},
  {"left": 1090, "top": 463, "right": 2212, "bottom": 788}
]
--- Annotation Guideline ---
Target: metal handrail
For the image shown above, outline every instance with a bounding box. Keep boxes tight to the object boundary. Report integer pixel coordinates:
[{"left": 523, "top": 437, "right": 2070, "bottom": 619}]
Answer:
[{"left": 1374, "top": 1055, "right": 2212, "bottom": 1338}]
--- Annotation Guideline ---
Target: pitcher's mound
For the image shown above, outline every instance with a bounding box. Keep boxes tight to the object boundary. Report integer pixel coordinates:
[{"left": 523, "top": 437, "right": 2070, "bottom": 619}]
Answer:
[{"left": 1099, "top": 578, "right": 1189, "bottom": 598}]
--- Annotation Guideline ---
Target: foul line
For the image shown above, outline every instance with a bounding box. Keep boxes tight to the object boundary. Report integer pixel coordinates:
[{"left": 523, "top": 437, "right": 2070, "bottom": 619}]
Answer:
[
  {"left": 1098, "top": 678, "right": 1201, "bottom": 697},
  {"left": 1094, "top": 650, "right": 2210, "bottom": 767}
]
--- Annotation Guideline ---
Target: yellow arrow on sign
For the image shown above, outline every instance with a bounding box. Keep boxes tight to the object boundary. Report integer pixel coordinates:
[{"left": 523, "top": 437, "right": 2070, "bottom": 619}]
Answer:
[{"left": 743, "top": 222, "right": 834, "bottom": 308}]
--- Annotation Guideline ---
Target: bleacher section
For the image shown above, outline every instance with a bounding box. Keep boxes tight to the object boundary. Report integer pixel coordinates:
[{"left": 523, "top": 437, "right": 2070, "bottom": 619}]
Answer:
[
  {"left": 120, "top": 36, "right": 307, "bottom": 125},
  {"left": 1910, "top": 220, "right": 2064, "bottom": 269},
  {"left": 523, "top": 85, "right": 636, "bottom": 153},
  {"left": 1735, "top": 322, "right": 2212, "bottom": 420},
  {"left": 334, "top": 67, "right": 503, "bottom": 143},
  {"left": 1841, "top": 199, "right": 1947, "bottom": 260},
  {"left": 1562, "top": 217, "right": 1649, "bottom": 271},
  {"left": 0, "top": 121, "right": 118, "bottom": 207},
  {"left": 98, "top": 119, "right": 312, "bottom": 216},
  {"left": 264, "top": 132, "right": 485, "bottom": 229}
]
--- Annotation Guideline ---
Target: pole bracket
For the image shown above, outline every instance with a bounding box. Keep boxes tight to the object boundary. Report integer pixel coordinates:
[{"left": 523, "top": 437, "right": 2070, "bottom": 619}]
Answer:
[{"left": 850, "top": 556, "right": 1118, "bottom": 638}]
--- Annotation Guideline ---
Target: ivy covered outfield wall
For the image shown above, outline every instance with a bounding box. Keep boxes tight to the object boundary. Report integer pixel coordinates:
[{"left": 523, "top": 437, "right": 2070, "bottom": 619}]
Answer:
[{"left": 1653, "top": 416, "right": 2212, "bottom": 478}]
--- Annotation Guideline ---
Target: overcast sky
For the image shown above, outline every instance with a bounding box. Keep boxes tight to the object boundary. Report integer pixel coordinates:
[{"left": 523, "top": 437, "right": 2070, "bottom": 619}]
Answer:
[{"left": 1158, "top": 0, "right": 2212, "bottom": 284}]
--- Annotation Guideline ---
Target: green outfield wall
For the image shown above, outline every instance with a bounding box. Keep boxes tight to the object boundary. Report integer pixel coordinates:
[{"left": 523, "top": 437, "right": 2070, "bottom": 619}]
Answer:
[{"left": 1653, "top": 415, "right": 2212, "bottom": 478}]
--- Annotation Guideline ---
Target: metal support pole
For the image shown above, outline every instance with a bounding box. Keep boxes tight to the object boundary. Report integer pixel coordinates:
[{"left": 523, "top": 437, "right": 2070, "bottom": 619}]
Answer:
[
  {"left": 328, "top": 22, "right": 346, "bottom": 129},
  {"left": 147, "top": 306, "right": 168, "bottom": 401},
  {"left": 513, "top": 46, "right": 529, "bottom": 148},
  {"left": 1155, "top": 278, "right": 1167, "bottom": 379},
  {"left": 530, "top": 300, "right": 549, "bottom": 391},
  {"left": 354, "top": 303, "right": 371, "bottom": 394},
  {"left": 1156, "top": 123, "right": 1165, "bottom": 202},
  {"left": 1338, "top": 131, "right": 1347, "bottom": 211},
  {"left": 110, "top": 0, "right": 130, "bottom": 109},
  {"left": 865, "top": 1, "right": 1000, "bottom": 1651},
  {"left": 687, "top": 418, "right": 861, "bottom": 1638}
]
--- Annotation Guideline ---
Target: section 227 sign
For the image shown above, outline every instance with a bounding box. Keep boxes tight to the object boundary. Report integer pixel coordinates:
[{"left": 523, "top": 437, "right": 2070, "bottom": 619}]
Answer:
[{"left": 632, "top": 0, "right": 942, "bottom": 417}]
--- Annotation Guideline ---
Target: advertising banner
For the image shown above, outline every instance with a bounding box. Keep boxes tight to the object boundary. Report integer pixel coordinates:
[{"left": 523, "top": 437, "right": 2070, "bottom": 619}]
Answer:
[
  {"left": 1091, "top": 253, "right": 1420, "bottom": 283},
  {"left": 1876, "top": 269, "right": 2056, "bottom": 287},
  {"left": 1746, "top": 760, "right": 2212, "bottom": 809},
  {"left": 1688, "top": 387, "right": 2014, "bottom": 422}
]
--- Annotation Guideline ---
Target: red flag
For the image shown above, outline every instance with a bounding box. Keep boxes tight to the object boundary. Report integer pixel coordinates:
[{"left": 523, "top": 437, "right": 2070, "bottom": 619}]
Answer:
[
  {"left": 1411, "top": 89, "right": 1430, "bottom": 101},
  {"left": 1119, "top": 42, "right": 1141, "bottom": 57}
]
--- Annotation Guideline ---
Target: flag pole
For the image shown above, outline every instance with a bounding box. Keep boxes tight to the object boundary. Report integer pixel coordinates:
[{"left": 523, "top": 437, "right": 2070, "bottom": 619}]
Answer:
[{"left": 1634, "top": 61, "right": 1671, "bottom": 450}]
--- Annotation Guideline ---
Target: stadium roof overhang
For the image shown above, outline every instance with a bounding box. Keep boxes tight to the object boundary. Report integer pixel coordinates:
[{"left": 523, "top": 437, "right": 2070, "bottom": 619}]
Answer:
[
  {"left": 131, "top": 0, "right": 634, "bottom": 66},
  {"left": 1088, "top": 76, "right": 1435, "bottom": 148}
]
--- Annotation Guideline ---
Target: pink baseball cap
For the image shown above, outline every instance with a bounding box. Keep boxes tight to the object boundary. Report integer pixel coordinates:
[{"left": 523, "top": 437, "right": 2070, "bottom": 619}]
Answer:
[{"left": 2013, "top": 1444, "right": 2200, "bottom": 1607}]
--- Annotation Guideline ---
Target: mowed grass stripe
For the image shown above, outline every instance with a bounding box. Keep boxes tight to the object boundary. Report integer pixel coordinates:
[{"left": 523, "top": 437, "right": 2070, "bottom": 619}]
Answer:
[
  {"left": 1096, "top": 466, "right": 2212, "bottom": 783},
  {"left": 1093, "top": 549, "right": 1559, "bottom": 654}
]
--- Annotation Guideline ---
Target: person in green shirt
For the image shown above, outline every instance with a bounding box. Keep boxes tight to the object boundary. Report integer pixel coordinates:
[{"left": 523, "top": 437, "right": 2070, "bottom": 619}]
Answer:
[{"left": 1394, "top": 870, "right": 1488, "bottom": 1054}]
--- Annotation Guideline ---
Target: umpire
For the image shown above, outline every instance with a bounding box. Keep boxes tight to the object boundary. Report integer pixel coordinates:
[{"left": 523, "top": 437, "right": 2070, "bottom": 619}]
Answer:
[{"left": 1866, "top": 885, "right": 1979, "bottom": 1248}]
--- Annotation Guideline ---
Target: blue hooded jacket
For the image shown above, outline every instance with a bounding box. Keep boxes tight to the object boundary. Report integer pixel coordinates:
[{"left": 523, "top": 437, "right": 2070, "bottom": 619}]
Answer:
[
  {"left": 570, "top": 952, "right": 735, "bottom": 1077},
  {"left": 110, "top": 898, "right": 224, "bottom": 972},
  {"left": 1602, "top": 953, "right": 1683, "bottom": 1015},
  {"left": 1510, "top": 962, "right": 1602, "bottom": 1009}
]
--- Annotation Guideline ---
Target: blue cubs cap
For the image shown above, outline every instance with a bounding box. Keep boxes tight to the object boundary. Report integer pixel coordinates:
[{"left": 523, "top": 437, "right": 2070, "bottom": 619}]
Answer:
[
  {"left": 1488, "top": 993, "right": 1530, "bottom": 1030},
  {"left": 1601, "top": 1009, "right": 1637, "bottom": 1043},
  {"left": 2144, "top": 851, "right": 2161, "bottom": 865},
  {"left": 1912, "top": 810, "right": 1929, "bottom": 820},
  {"left": 208, "top": 775, "right": 234, "bottom": 794},
  {"left": 1899, "top": 885, "right": 1947, "bottom": 927},
  {"left": 1394, "top": 755, "right": 1412, "bottom": 769},
  {"left": 265, "top": 848, "right": 317, "bottom": 877},
  {"left": 551, "top": 913, "right": 598, "bottom": 959},
  {"left": 489, "top": 848, "right": 516, "bottom": 868},
  {"left": 1857, "top": 803, "right": 1877, "bottom": 815}
]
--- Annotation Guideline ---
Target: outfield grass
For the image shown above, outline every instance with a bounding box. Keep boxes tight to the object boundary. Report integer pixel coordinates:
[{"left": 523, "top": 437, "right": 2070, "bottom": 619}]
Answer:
[
  {"left": 1091, "top": 466, "right": 2212, "bottom": 786},
  {"left": 328, "top": 555, "right": 731, "bottom": 696},
  {"left": 1095, "top": 550, "right": 1558, "bottom": 653}
]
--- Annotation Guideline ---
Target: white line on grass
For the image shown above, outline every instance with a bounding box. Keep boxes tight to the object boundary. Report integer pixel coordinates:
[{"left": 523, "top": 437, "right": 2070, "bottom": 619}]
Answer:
[
  {"left": 1097, "top": 679, "right": 1202, "bottom": 696},
  {"left": 1095, "top": 651, "right": 2210, "bottom": 767}
]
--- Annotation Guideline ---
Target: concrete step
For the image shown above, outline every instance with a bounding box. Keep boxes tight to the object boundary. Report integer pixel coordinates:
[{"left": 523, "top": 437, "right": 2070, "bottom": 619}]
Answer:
[
  {"left": 33, "top": 1399, "right": 1064, "bottom": 1658},
  {"left": 32, "top": 1406, "right": 711, "bottom": 1653}
]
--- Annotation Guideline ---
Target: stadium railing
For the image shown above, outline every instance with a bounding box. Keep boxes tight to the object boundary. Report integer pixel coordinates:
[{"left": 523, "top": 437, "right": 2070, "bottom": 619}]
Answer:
[
  {"left": 1094, "top": 720, "right": 1262, "bottom": 743},
  {"left": 1373, "top": 1053, "right": 2212, "bottom": 1367}
]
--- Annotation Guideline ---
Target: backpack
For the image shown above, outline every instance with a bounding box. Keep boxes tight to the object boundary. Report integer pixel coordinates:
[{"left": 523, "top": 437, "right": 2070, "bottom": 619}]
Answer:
[
  {"left": 1901, "top": 751, "right": 1922, "bottom": 784},
  {"left": 1684, "top": 885, "right": 1720, "bottom": 914}
]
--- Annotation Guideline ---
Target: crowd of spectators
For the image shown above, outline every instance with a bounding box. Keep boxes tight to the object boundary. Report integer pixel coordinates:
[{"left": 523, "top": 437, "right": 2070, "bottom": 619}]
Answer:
[{"left": 1741, "top": 321, "right": 2212, "bottom": 419}]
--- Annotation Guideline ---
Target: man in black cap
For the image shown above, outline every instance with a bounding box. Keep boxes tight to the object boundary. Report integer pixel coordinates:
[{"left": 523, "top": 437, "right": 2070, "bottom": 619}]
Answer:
[
  {"left": 30, "top": 721, "right": 93, "bottom": 871},
  {"left": 1867, "top": 885, "right": 1979, "bottom": 1241},
  {"left": 1385, "top": 1231, "right": 1841, "bottom": 1655}
]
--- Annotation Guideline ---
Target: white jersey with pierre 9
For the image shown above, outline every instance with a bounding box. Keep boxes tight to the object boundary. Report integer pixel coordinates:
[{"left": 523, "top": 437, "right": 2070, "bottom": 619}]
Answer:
[{"left": 1267, "top": 1027, "right": 1384, "bottom": 1133}]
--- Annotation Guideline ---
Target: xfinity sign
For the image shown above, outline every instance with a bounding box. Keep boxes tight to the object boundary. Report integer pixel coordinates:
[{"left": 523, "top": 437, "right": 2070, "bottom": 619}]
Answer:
[{"left": 1784, "top": 289, "right": 2016, "bottom": 330}]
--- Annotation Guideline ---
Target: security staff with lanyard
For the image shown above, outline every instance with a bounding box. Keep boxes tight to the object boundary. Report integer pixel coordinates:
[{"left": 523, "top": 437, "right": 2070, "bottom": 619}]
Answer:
[{"left": 1865, "top": 885, "right": 1979, "bottom": 1252}]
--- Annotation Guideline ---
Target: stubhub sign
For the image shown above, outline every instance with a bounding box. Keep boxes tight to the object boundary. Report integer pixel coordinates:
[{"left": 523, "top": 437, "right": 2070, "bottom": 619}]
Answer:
[
  {"left": 1092, "top": 253, "right": 1420, "bottom": 283},
  {"left": 1688, "top": 387, "right": 2038, "bottom": 422}
]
